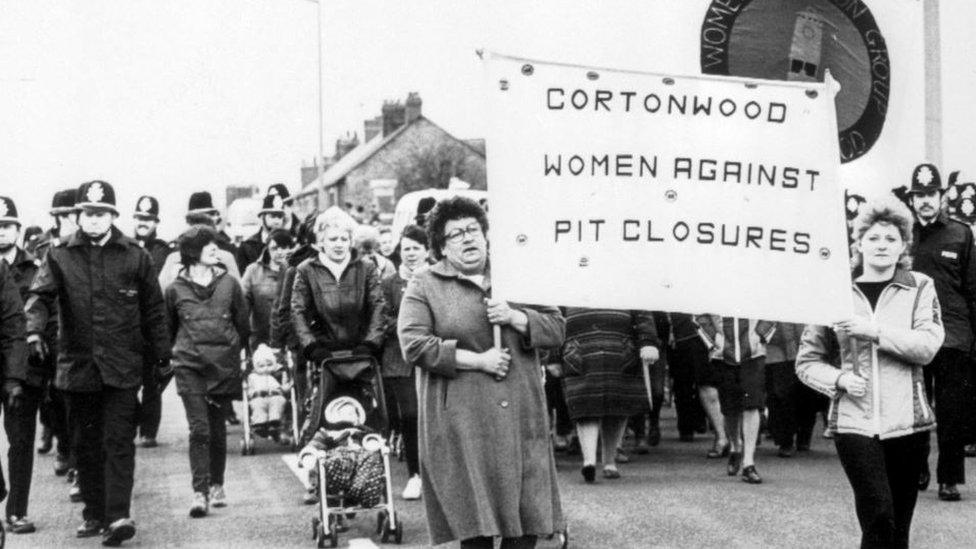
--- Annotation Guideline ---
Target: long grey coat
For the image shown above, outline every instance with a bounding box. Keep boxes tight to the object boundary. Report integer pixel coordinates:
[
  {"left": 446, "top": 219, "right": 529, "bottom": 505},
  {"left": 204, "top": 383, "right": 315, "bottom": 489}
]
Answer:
[{"left": 398, "top": 260, "right": 565, "bottom": 545}]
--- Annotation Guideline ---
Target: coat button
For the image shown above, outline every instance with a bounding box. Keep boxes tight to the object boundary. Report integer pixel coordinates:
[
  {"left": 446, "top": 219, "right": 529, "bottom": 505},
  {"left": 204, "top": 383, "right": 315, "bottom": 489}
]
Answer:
[{"left": 499, "top": 400, "right": 509, "bottom": 408}]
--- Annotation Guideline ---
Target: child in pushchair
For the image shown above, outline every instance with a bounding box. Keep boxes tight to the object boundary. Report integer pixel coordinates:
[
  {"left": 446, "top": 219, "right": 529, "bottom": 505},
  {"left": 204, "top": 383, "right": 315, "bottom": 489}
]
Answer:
[
  {"left": 298, "top": 353, "right": 403, "bottom": 546},
  {"left": 240, "top": 344, "right": 301, "bottom": 454}
]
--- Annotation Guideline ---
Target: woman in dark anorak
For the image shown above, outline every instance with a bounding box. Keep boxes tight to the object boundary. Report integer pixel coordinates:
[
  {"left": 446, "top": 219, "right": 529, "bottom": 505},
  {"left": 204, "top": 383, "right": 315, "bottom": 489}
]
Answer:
[
  {"left": 397, "top": 196, "right": 565, "bottom": 549},
  {"left": 166, "top": 226, "right": 250, "bottom": 518},
  {"left": 379, "top": 224, "right": 429, "bottom": 501}
]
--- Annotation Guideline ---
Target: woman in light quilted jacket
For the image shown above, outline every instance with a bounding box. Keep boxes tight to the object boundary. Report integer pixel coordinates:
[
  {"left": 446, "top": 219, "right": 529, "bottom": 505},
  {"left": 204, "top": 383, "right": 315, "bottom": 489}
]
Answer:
[{"left": 796, "top": 197, "right": 944, "bottom": 549}]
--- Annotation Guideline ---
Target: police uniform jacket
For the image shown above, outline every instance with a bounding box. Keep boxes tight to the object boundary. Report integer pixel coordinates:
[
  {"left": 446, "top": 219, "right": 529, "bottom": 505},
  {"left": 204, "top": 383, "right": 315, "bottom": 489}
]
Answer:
[
  {"left": 6, "top": 248, "right": 56, "bottom": 386},
  {"left": 25, "top": 227, "right": 171, "bottom": 392},
  {"left": 911, "top": 213, "right": 976, "bottom": 352},
  {"left": 0, "top": 261, "right": 27, "bottom": 385}
]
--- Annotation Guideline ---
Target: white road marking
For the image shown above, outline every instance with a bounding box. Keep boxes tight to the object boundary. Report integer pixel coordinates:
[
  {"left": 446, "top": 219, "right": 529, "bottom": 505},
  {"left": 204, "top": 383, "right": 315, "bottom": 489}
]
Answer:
[
  {"left": 281, "top": 453, "right": 311, "bottom": 489},
  {"left": 281, "top": 454, "right": 381, "bottom": 549}
]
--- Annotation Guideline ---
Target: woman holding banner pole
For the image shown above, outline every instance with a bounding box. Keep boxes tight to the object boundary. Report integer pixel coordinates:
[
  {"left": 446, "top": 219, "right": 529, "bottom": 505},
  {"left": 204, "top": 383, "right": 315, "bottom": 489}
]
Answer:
[
  {"left": 398, "top": 196, "right": 565, "bottom": 549},
  {"left": 796, "top": 197, "right": 943, "bottom": 548}
]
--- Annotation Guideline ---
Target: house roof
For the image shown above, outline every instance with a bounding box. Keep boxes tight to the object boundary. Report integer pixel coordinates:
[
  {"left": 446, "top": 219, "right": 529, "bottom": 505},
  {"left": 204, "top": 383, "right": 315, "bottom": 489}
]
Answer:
[{"left": 296, "top": 115, "right": 486, "bottom": 199}]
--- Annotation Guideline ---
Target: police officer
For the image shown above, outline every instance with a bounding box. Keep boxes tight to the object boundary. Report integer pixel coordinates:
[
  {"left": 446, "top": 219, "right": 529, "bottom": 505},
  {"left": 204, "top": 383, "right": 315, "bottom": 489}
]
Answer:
[
  {"left": 131, "top": 196, "right": 171, "bottom": 448},
  {"left": 186, "top": 191, "right": 237, "bottom": 257},
  {"left": 236, "top": 192, "right": 287, "bottom": 269},
  {"left": 907, "top": 163, "right": 976, "bottom": 502},
  {"left": 34, "top": 190, "right": 75, "bottom": 480},
  {"left": 0, "top": 197, "right": 29, "bottom": 533},
  {"left": 25, "top": 181, "right": 170, "bottom": 546},
  {"left": 0, "top": 196, "right": 52, "bottom": 534}
]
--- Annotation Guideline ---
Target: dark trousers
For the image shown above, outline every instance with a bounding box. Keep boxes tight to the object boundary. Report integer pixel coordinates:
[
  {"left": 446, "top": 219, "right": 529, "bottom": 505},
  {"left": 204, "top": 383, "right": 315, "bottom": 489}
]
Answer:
[
  {"left": 669, "top": 341, "right": 707, "bottom": 436},
  {"left": 3, "top": 384, "right": 43, "bottom": 518},
  {"left": 544, "top": 373, "right": 573, "bottom": 436},
  {"left": 461, "top": 535, "right": 537, "bottom": 549},
  {"left": 835, "top": 432, "right": 928, "bottom": 549},
  {"left": 64, "top": 387, "right": 139, "bottom": 523},
  {"left": 180, "top": 394, "right": 229, "bottom": 494},
  {"left": 383, "top": 377, "right": 420, "bottom": 476},
  {"left": 765, "top": 361, "right": 826, "bottom": 449},
  {"left": 923, "top": 348, "right": 975, "bottom": 485},
  {"left": 139, "top": 371, "right": 173, "bottom": 439},
  {"left": 38, "top": 382, "right": 70, "bottom": 457}
]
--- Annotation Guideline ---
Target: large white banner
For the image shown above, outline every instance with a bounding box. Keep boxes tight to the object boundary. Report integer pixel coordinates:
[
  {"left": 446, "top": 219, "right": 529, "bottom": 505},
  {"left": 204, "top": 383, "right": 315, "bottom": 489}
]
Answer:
[
  {"left": 484, "top": 56, "right": 852, "bottom": 324},
  {"left": 484, "top": 0, "right": 924, "bottom": 199}
]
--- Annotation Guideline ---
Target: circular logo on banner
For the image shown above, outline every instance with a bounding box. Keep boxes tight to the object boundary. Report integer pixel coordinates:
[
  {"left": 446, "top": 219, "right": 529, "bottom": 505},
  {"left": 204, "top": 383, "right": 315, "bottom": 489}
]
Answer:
[{"left": 700, "top": 0, "right": 890, "bottom": 163}]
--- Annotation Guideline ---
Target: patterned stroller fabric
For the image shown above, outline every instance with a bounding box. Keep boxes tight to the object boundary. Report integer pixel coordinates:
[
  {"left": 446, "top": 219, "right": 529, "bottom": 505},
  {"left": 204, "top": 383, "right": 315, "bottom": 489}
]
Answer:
[{"left": 323, "top": 446, "right": 385, "bottom": 507}]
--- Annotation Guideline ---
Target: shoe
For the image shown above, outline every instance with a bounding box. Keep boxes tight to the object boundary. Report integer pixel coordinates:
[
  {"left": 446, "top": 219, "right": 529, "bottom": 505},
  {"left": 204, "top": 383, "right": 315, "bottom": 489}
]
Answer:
[
  {"left": 101, "top": 518, "right": 136, "bottom": 546},
  {"left": 189, "top": 492, "right": 209, "bottom": 518},
  {"left": 581, "top": 464, "right": 596, "bottom": 483},
  {"left": 401, "top": 474, "right": 422, "bottom": 500},
  {"left": 707, "top": 442, "right": 730, "bottom": 459},
  {"left": 614, "top": 448, "right": 630, "bottom": 463},
  {"left": 777, "top": 445, "right": 795, "bottom": 458},
  {"left": 741, "top": 465, "right": 763, "bottom": 484},
  {"left": 938, "top": 484, "right": 961, "bottom": 501},
  {"left": 966, "top": 444, "right": 976, "bottom": 458},
  {"left": 678, "top": 433, "right": 695, "bottom": 443},
  {"left": 633, "top": 437, "right": 651, "bottom": 455},
  {"left": 69, "top": 476, "right": 82, "bottom": 502},
  {"left": 303, "top": 490, "right": 319, "bottom": 505},
  {"left": 918, "top": 466, "right": 931, "bottom": 492},
  {"left": 209, "top": 485, "right": 226, "bottom": 508},
  {"left": 602, "top": 467, "right": 621, "bottom": 479},
  {"left": 77, "top": 519, "right": 105, "bottom": 538},
  {"left": 647, "top": 424, "right": 661, "bottom": 447},
  {"left": 139, "top": 437, "right": 157, "bottom": 449},
  {"left": 37, "top": 428, "right": 53, "bottom": 454},
  {"left": 7, "top": 516, "right": 36, "bottom": 534},
  {"left": 54, "top": 454, "right": 71, "bottom": 476},
  {"left": 727, "top": 452, "right": 743, "bottom": 476}
]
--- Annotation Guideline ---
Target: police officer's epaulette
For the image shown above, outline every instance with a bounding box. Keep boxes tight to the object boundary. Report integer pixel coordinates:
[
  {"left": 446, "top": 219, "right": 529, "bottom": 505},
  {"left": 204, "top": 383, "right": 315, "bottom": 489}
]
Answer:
[{"left": 947, "top": 217, "right": 973, "bottom": 229}]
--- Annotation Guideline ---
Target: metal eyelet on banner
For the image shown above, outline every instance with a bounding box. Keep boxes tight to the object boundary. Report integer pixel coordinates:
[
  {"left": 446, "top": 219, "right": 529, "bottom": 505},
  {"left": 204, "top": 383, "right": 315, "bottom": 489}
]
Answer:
[
  {"left": 586, "top": 71, "right": 599, "bottom": 81},
  {"left": 579, "top": 256, "right": 589, "bottom": 267},
  {"left": 806, "top": 89, "right": 818, "bottom": 99},
  {"left": 745, "top": 83, "right": 758, "bottom": 89},
  {"left": 662, "top": 77, "right": 675, "bottom": 85},
  {"left": 516, "top": 234, "right": 527, "bottom": 245},
  {"left": 819, "top": 248, "right": 831, "bottom": 260},
  {"left": 521, "top": 64, "right": 534, "bottom": 76},
  {"left": 665, "top": 190, "right": 678, "bottom": 202}
]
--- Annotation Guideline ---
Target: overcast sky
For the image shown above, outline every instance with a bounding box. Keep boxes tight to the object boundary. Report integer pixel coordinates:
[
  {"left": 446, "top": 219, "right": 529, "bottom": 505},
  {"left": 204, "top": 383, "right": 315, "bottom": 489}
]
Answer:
[{"left": 1, "top": 0, "right": 972, "bottom": 239}]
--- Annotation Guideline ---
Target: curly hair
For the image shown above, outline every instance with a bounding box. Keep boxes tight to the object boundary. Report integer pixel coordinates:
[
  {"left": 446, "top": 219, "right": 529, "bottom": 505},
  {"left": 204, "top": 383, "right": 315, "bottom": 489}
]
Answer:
[
  {"left": 426, "top": 196, "right": 488, "bottom": 261},
  {"left": 852, "top": 195, "right": 914, "bottom": 270}
]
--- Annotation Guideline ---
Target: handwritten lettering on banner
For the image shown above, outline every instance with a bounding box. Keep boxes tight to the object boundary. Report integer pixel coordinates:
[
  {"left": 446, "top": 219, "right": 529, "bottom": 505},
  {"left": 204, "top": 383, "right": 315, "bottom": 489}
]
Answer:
[{"left": 484, "top": 56, "right": 852, "bottom": 325}]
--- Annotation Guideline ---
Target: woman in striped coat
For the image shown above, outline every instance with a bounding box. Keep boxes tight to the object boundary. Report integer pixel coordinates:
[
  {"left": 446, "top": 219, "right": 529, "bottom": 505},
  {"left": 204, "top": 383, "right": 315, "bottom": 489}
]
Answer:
[{"left": 560, "top": 308, "right": 660, "bottom": 482}]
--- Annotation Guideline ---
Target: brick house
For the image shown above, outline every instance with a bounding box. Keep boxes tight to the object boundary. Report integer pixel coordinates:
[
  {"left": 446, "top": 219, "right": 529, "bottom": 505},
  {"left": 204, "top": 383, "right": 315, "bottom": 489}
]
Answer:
[{"left": 292, "top": 93, "right": 486, "bottom": 221}]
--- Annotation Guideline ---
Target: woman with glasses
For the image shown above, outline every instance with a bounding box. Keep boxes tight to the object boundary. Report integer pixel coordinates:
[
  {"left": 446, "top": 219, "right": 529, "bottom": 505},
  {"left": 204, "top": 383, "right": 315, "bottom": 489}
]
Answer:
[{"left": 398, "top": 196, "right": 566, "bottom": 549}]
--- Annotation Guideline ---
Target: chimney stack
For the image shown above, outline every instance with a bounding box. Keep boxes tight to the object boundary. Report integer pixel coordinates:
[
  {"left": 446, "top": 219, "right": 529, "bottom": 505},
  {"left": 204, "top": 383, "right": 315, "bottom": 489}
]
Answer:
[
  {"left": 405, "top": 92, "right": 423, "bottom": 123},
  {"left": 381, "top": 101, "right": 406, "bottom": 137},
  {"left": 364, "top": 116, "right": 383, "bottom": 142}
]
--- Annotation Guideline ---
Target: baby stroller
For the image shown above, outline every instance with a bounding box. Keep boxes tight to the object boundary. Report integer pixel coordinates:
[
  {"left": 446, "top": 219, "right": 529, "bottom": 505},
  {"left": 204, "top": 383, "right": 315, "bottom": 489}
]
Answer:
[
  {"left": 298, "top": 351, "right": 403, "bottom": 547},
  {"left": 240, "top": 346, "right": 301, "bottom": 455}
]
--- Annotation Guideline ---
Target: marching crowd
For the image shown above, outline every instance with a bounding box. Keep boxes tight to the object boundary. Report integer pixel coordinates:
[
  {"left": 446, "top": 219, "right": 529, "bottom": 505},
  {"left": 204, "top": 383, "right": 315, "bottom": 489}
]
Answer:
[{"left": 0, "top": 161, "right": 972, "bottom": 548}]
